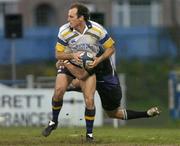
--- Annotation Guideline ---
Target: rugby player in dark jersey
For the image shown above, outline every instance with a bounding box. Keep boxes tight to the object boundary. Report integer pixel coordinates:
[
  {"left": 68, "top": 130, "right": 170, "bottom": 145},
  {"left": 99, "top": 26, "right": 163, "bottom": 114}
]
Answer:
[{"left": 57, "top": 47, "right": 160, "bottom": 122}]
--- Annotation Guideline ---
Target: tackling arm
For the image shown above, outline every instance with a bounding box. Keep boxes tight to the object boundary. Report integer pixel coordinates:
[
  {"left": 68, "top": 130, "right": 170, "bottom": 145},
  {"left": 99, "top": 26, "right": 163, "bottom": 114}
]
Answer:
[
  {"left": 88, "top": 45, "right": 115, "bottom": 69},
  {"left": 55, "top": 50, "right": 73, "bottom": 60},
  {"left": 56, "top": 60, "right": 90, "bottom": 80},
  {"left": 97, "top": 45, "right": 115, "bottom": 63},
  {"left": 55, "top": 50, "right": 82, "bottom": 63},
  {"left": 65, "top": 62, "right": 89, "bottom": 80}
]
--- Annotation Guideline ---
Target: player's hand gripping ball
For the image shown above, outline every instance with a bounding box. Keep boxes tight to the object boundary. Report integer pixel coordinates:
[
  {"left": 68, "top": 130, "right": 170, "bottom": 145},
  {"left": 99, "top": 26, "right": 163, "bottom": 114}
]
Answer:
[{"left": 80, "top": 51, "right": 94, "bottom": 69}]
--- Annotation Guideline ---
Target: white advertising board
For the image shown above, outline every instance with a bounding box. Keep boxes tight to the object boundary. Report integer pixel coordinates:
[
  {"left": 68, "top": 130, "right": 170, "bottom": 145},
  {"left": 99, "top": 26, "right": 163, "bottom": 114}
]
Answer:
[{"left": 0, "top": 84, "right": 102, "bottom": 126}]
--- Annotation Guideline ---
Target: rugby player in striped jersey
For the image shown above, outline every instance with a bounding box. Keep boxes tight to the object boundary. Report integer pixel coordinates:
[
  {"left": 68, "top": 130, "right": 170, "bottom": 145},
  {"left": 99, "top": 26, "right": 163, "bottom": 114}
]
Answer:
[{"left": 42, "top": 3, "right": 116, "bottom": 141}]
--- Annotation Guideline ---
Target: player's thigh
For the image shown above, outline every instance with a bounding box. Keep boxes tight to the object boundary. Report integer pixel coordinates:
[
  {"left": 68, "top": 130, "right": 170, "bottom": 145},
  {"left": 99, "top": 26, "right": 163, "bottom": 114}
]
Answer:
[
  {"left": 80, "top": 74, "right": 96, "bottom": 98},
  {"left": 54, "top": 74, "right": 73, "bottom": 93},
  {"left": 97, "top": 83, "right": 122, "bottom": 111}
]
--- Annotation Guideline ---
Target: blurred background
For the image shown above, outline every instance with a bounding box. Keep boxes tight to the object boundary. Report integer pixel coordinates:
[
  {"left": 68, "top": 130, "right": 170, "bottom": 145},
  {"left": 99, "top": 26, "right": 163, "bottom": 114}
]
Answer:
[{"left": 0, "top": 0, "right": 180, "bottom": 127}]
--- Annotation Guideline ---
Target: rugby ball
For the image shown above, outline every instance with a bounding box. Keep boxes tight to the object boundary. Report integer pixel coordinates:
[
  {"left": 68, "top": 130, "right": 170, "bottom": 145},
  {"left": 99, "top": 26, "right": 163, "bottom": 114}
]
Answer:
[{"left": 80, "top": 51, "right": 94, "bottom": 69}]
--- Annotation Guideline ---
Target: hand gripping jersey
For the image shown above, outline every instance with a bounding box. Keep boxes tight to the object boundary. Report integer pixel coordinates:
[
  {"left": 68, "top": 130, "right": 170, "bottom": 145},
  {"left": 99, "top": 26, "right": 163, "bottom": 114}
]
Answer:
[{"left": 55, "top": 20, "right": 115, "bottom": 64}]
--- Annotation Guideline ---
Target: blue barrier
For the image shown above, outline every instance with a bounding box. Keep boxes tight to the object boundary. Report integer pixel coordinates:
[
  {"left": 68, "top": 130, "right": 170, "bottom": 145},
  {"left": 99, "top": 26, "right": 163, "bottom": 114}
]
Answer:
[
  {"left": 0, "top": 27, "right": 57, "bottom": 64},
  {"left": 169, "top": 71, "right": 180, "bottom": 119},
  {"left": 108, "top": 27, "right": 177, "bottom": 60},
  {"left": 0, "top": 26, "right": 178, "bottom": 64}
]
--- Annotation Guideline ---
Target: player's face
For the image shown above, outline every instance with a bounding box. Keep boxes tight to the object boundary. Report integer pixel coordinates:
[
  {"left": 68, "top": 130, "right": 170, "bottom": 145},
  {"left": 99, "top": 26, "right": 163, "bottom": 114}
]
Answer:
[{"left": 68, "top": 8, "right": 83, "bottom": 29}]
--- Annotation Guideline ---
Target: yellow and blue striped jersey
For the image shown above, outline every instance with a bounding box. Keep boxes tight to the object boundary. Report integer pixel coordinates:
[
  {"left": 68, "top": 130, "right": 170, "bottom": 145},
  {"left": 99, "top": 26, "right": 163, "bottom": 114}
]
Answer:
[{"left": 55, "top": 20, "right": 115, "bottom": 55}]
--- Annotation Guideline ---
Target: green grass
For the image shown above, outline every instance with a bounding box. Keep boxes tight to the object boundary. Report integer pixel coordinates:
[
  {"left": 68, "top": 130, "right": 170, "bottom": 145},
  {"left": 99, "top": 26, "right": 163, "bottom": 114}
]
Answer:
[{"left": 0, "top": 126, "right": 180, "bottom": 146}]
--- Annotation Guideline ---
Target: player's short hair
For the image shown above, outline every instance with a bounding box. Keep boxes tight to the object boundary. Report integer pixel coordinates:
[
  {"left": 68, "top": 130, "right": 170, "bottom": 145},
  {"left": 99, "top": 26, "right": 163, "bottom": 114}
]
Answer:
[{"left": 70, "top": 3, "right": 90, "bottom": 21}]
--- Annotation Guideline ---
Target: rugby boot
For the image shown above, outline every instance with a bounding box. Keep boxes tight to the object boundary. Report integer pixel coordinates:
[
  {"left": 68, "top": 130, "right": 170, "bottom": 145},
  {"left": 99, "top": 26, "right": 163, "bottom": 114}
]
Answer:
[
  {"left": 42, "top": 120, "right": 58, "bottom": 137},
  {"left": 147, "top": 107, "right": 160, "bottom": 117}
]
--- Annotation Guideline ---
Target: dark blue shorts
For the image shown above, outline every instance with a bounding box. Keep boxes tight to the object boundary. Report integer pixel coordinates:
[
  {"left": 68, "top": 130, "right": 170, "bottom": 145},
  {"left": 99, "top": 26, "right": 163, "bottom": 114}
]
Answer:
[{"left": 96, "top": 75, "right": 122, "bottom": 111}]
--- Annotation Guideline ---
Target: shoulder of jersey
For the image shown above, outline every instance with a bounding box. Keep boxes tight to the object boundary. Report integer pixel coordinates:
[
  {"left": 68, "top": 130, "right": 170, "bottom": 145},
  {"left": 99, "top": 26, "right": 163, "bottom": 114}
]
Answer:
[
  {"left": 59, "top": 23, "right": 71, "bottom": 34},
  {"left": 89, "top": 20, "right": 105, "bottom": 30}
]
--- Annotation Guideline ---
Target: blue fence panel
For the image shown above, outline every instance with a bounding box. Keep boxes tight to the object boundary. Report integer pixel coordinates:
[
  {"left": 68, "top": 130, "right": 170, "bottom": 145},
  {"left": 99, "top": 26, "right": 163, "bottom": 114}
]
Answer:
[
  {"left": 169, "top": 71, "right": 180, "bottom": 119},
  {"left": 0, "top": 26, "right": 178, "bottom": 64},
  {"left": 109, "top": 27, "right": 177, "bottom": 61},
  {"left": 0, "top": 27, "right": 58, "bottom": 64}
]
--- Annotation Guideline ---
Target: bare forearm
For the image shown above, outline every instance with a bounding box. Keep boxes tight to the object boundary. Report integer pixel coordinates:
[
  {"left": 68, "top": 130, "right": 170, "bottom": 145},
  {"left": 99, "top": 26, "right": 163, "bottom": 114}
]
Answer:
[
  {"left": 55, "top": 51, "right": 73, "bottom": 60},
  {"left": 98, "top": 46, "right": 115, "bottom": 63},
  {"left": 65, "top": 63, "right": 89, "bottom": 80}
]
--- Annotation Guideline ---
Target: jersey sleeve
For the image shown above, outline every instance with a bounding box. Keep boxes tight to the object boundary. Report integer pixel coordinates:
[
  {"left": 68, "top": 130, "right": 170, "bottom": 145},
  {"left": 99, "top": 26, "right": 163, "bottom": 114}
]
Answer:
[
  {"left": 98, "top": 26, "right": 115, "bottom": 49},
  {"left": 55, "top": 27, "right": 68, "bottom": 52}
]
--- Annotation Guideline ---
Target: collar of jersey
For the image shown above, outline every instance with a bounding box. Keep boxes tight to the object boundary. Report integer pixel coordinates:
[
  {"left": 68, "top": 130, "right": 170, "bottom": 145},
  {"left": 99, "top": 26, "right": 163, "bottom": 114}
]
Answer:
[{"left": 70, "top": 20, "right": 92, "bottom": 32}]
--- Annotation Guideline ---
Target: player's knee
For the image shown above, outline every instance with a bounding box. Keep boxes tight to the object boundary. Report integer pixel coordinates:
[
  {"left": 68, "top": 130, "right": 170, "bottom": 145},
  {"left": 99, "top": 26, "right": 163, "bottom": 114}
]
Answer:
[
  {"left": 85, "top": 98, "right": 94, "bottom": 109},
  {"left": 106, "top": 109, "right": 124, "bottom": 119},
  {"left": 54, "top": 87, "right": 66, "bottom": 98},
  {"left": 105, "top": 109, "right": 120, "bottom": 119}
]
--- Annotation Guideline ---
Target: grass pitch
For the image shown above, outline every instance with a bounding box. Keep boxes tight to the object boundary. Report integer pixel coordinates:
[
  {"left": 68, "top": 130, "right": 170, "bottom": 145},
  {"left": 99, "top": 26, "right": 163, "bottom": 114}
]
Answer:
[{"left": 0, "top": 126, "right": 180, "bottom": 146}]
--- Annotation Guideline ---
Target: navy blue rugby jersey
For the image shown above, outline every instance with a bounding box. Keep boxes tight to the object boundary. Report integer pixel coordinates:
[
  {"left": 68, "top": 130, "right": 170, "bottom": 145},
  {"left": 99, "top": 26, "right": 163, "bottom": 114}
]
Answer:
[{"left": 95, "top": 47, "right": 120, "bottom": 85}]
